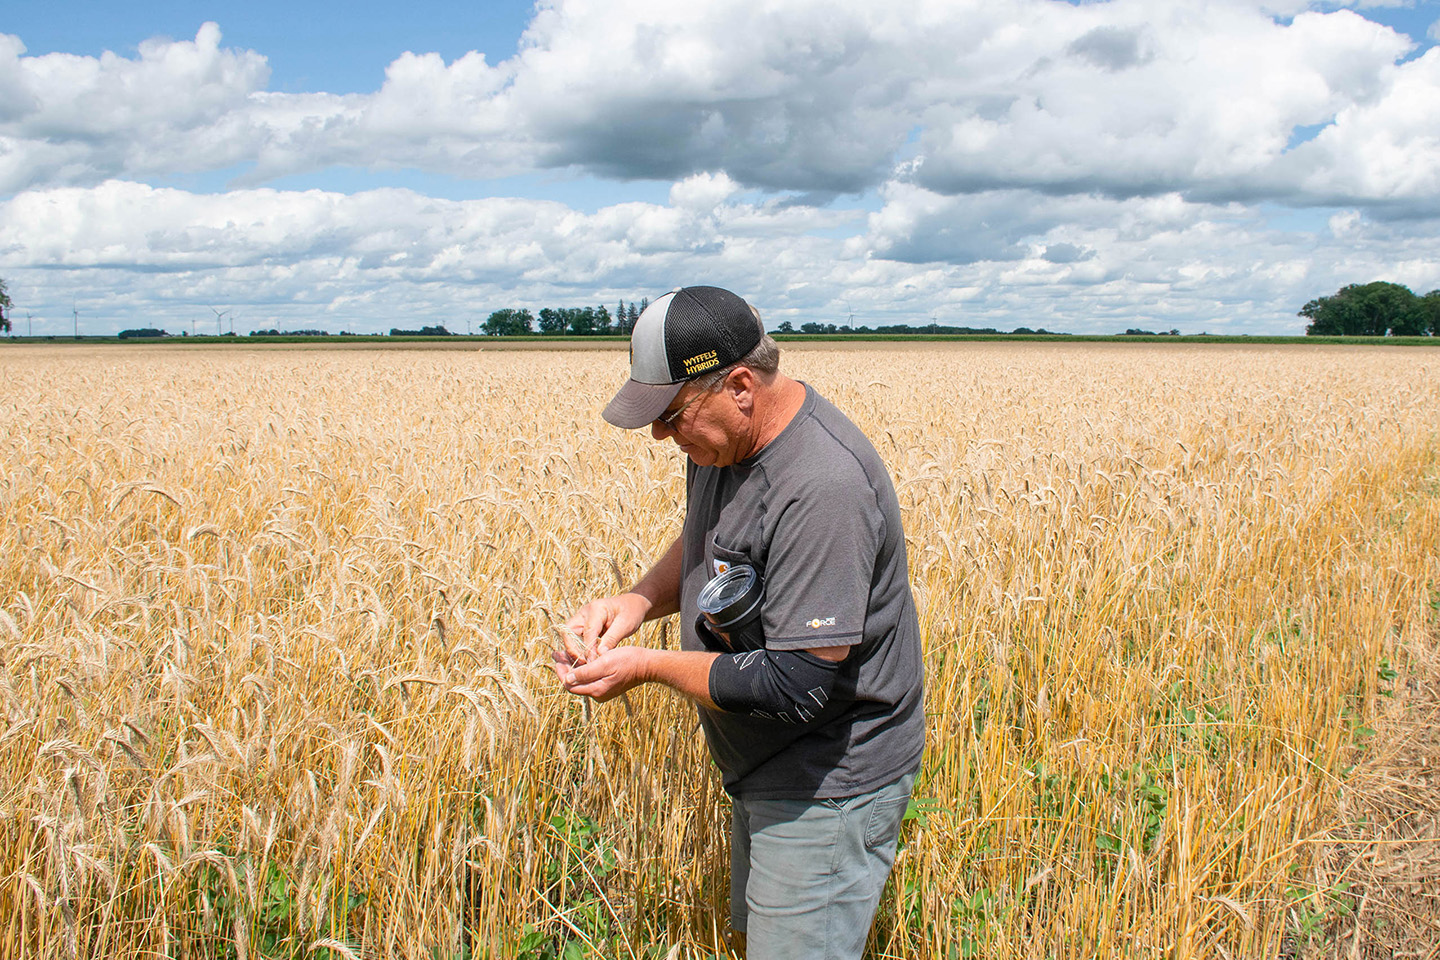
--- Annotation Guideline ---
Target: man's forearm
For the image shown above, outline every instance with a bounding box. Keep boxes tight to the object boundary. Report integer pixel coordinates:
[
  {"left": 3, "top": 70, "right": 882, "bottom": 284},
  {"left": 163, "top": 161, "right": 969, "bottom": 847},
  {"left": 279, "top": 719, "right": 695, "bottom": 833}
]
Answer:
[{"left": 641, "top": 648, "right": 720, "bottom": 709}]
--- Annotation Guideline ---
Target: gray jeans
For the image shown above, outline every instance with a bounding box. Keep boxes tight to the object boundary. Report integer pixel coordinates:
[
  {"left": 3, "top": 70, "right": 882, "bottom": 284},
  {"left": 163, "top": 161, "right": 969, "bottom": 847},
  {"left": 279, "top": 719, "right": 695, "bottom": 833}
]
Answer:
[{"left": 729, "top": 772, "right": 915, "bottom": 960}]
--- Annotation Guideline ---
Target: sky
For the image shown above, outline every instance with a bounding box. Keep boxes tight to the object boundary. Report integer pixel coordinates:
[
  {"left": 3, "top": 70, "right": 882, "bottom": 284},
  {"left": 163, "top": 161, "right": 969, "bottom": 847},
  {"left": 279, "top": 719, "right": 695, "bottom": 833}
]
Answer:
[{"left": 1, "top": 0, "right": 1439, "bottom": 336}]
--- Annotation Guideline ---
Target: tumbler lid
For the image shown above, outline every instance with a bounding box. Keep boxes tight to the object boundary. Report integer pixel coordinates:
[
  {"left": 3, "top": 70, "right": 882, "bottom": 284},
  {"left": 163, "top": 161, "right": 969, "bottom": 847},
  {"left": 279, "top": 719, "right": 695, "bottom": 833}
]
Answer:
[{"left": 697, "top": 564, "right": 763, "bottom": 630}]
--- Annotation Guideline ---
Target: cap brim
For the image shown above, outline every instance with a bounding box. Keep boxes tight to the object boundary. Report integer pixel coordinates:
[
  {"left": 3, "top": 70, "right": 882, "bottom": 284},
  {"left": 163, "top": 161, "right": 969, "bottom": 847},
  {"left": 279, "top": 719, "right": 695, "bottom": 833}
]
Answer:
[{"left": 602, "top": 379, "right": 685, "bottom": 429}]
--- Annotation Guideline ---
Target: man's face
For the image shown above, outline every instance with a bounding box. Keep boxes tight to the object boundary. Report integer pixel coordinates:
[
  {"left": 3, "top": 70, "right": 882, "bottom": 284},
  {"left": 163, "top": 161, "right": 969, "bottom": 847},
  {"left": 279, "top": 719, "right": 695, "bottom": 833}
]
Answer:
[{"left": 650, "top": 377, "right": 745, "bottom": 467}]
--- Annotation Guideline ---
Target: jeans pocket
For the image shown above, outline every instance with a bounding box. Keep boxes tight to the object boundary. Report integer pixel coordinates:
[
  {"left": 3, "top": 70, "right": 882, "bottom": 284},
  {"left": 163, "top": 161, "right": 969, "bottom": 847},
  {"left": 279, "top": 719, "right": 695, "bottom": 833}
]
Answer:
[{"left": 864, "top": 793, "right": 910, "bottom": 849}]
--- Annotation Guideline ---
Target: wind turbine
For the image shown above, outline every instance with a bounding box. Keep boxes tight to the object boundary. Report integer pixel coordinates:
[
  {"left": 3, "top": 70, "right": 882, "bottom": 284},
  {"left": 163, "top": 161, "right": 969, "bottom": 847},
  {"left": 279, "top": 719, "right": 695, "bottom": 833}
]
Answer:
[{"left": 210, "top": 306, "right": 231, "bottom": 336}]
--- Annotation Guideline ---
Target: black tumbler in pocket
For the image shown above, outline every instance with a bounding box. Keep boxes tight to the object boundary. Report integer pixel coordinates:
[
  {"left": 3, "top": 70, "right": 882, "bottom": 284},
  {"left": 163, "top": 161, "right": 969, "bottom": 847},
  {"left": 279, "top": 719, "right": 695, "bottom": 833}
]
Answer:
[{"left": 697, "top": 564, "right": 764, "bottom": 650}]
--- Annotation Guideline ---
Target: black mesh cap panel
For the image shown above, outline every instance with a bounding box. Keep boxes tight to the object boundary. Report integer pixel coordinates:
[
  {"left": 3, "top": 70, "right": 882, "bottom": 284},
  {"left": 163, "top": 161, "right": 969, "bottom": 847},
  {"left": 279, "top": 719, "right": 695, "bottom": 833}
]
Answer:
[{"left": 661, "top": 286, "right": 763, "bottom": 382}]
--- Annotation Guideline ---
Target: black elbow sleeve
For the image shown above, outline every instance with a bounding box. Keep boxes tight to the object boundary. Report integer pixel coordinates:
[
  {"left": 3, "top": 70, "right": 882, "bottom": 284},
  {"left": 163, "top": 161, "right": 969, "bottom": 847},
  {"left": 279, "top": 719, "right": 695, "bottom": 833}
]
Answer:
[{"left": 708, "top": 649, "right": 842, "bottom": 724}]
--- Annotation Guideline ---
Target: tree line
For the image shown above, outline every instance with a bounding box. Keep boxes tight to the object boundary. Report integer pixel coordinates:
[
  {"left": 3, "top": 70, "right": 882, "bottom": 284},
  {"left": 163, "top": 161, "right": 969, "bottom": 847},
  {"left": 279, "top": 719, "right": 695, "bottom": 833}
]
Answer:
[
  {"left": 481, "top": 299, "right": 647, "bottom": 336},
  {"left": 768, "top": 321, "right": 1071, "bottom": 336},
  {"left": 482, "top": 308, "right": 1071, "bottom": 338},
  {"left": 9, "top": 274, "right": 1439, "bottom": 340},
  {"left": 1301, "top": 281, "right": 1439, "bottom": 336}
]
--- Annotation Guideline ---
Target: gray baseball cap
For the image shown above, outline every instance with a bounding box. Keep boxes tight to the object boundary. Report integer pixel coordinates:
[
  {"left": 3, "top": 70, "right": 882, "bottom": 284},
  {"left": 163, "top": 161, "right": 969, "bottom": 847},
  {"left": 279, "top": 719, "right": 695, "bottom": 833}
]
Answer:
[{"left": 602, "top": 286, "right": 764, "bottom": 429}]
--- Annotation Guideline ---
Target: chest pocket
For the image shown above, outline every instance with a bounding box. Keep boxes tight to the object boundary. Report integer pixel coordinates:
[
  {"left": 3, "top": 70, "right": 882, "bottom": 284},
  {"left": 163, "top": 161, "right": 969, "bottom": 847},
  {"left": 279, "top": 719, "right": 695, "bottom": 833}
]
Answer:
[
  {"left": 707, "top": 490, "right": 765, "bottom": 575},
  {"left": 709, "top": 538, "right": 760, "bottom": 579},
  {"left": 699, "top": 536, "right": 767, "bottom": 653}
]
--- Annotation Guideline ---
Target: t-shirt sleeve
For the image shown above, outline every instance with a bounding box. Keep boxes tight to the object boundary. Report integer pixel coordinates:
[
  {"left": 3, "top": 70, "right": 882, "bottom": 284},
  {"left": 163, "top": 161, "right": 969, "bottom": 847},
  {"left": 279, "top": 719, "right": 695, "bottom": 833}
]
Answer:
[{"left": 759, "top": 471, "right": 881, "bottom": 651}]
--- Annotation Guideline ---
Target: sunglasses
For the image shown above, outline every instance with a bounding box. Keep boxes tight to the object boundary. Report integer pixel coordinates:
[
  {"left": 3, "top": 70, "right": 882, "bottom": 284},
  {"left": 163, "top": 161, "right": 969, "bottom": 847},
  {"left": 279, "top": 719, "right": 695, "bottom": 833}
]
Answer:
[{"left": 655, "top": 389, "right": 705, "bottom": 429}]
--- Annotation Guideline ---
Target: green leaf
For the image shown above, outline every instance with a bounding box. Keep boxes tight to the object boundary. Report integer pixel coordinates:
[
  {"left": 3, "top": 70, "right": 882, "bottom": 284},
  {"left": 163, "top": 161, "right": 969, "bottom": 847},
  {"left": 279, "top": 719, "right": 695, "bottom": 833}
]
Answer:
[{"left": 904, "top": 795, "right": 942, "bottom": 825}]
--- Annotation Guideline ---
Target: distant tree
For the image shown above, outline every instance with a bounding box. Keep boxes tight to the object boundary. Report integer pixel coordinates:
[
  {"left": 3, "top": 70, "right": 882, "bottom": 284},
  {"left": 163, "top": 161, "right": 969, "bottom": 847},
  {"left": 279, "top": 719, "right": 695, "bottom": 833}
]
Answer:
[
  {"left": 1301, "top": 281, "right": 1423, "bottom": 336},
  {"left": 569, "top": 307, "right": 598, "bottom": 336},
  {"left": 777, "top": 320, "right": 794, "bottom": 333},
  {"left": 529, "top": 301, "right": 655, "bottom": 335},
  {"left": 612, "top": 300, "right": 636, "bottom": 335},
  {"left": 612, "top": 300, "right": 641, "bottom": 335},
  {"left": 481, "top": 308, "right": 534, "bottom": 336},
  {"left": 0, "top": 277, "right": 10, "bottom": 334},
  {"left": 1417, "top": 290, "right": 1440, "bottom": 336},
  {"left": 251, "top": 328, "right": 331, "bottom": 337},
  {"left": 388, "top": 325, "right": 450, "bottom": 336},
  {"left": 118, "top": 328, "right": 168, "bottom": 339},
  {"left": 1389, "top": 289, "right": 1431, "bottom": 336}
]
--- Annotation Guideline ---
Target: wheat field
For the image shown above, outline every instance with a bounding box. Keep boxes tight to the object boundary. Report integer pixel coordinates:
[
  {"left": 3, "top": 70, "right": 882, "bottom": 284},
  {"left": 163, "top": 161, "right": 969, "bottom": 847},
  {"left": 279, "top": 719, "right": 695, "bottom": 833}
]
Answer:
[{"left": 1, "top": 342, "right": 1436, "bottom": 959}]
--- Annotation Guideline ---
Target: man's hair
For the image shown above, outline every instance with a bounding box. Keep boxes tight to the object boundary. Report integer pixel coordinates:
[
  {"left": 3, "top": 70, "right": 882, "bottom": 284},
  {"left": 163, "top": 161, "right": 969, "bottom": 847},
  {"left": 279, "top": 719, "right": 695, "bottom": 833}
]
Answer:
[{"left": 692, "top": 333, "right": 780, "bottom": 391}]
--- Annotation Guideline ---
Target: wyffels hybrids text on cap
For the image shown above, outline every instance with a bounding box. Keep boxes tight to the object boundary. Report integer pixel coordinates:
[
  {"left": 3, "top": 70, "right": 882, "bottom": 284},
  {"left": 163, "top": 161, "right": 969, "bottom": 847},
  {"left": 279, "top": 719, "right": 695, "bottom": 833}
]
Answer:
[{"left": 683, "top": 350, "right": 720, "bottom": 375}]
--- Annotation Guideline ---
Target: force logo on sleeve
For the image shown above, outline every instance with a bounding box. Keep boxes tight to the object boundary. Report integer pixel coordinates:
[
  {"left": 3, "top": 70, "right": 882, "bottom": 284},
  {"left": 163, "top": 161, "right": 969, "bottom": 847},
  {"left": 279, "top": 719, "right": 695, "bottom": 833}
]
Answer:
[{"left": 807, "top": 616, "right": 837, "bottom": 629}]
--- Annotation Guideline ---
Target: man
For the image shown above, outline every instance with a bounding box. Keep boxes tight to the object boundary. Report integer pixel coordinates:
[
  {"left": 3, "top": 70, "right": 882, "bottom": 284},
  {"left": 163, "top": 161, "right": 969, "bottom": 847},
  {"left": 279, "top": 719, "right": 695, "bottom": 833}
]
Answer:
[{"left": 554, "top": 286, "right": 924, "bottom": 959}]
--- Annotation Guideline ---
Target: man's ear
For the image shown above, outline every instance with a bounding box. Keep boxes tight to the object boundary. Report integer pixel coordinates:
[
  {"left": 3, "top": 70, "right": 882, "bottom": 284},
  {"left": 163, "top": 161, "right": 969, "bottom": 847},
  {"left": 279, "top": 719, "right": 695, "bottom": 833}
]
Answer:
[{"left": 727, "top": 366, "right": 757, "bottom": 414}]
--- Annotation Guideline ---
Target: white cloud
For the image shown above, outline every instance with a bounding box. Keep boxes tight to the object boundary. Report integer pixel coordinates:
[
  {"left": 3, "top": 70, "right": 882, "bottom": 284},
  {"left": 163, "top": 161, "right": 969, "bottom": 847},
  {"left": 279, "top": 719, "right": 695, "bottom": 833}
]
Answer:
[
  {"left": 0, "top": 23, "right": 269, "bottom": 189},
  {"left": 910, "top": 6, "right": 1417, "bottom": 200},
  {"left": 4, "top": 177, "right": 1436, "bottom": 336},
  {"left": 1278, "top": 47, "right": 1440, "bottom": 206},
  {"left": 1, "top": 2, "right": 1436, "bottom": 212},
  {"left": 236, "top": 49, "right": 520, "bottom": 184},
  {"left": 0, "top": 34, "right": 37, "bottom": 122},
  {"left": 669, "top": 172, "right": 742, "bottom": 212}
]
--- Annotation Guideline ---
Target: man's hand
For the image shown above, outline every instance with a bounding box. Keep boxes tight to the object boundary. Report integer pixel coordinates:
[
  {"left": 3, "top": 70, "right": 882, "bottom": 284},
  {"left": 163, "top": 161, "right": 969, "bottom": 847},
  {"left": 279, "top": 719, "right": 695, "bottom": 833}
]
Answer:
[
  {"left": 563, "top": 592, "right": 652, "bottom": 660},
  {"left": 552, "top": 645, "right": 650, "bottom": 702}
]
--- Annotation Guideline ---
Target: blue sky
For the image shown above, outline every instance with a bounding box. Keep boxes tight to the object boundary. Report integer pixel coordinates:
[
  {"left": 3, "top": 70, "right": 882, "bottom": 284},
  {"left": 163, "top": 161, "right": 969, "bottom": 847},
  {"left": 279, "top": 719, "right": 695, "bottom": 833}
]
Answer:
[
  {"left": 3, "top": 1, "right": 533, "bottom": 93},
  {"left": 2, "top": 0, "right": 1438, "bottom": 335}
]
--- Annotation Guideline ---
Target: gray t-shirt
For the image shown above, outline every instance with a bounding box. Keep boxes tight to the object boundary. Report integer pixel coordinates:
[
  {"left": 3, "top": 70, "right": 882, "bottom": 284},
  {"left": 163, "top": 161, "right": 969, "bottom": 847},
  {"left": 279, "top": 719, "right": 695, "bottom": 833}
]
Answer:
[{"left": 680, "top": 384, "right": 925, "bottom": 799}]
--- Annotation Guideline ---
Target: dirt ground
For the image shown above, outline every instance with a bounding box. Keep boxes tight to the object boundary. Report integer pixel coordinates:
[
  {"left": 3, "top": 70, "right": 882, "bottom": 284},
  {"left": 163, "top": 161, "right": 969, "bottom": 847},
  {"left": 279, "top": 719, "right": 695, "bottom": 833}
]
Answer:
[{"left": 1304, "top": 626, "right": 1440, "bottom": 960}]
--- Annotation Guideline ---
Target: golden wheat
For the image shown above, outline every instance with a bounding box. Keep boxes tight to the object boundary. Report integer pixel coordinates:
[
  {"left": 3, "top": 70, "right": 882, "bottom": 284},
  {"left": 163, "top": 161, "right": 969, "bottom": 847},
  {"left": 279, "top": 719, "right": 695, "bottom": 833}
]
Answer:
[{"left": 0, "top": 341, "right": 1436, "bottom": 959}]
